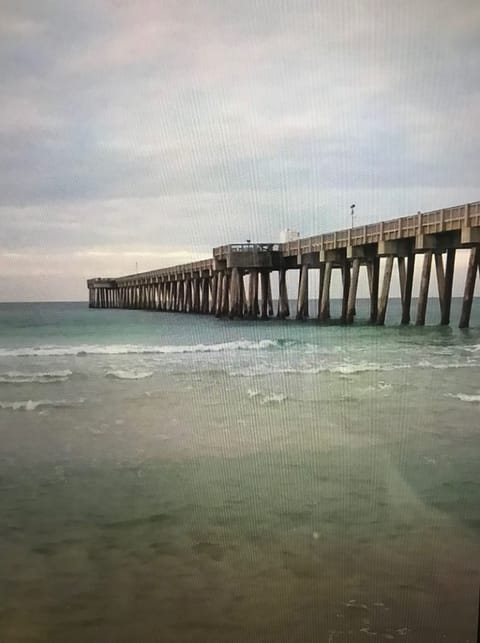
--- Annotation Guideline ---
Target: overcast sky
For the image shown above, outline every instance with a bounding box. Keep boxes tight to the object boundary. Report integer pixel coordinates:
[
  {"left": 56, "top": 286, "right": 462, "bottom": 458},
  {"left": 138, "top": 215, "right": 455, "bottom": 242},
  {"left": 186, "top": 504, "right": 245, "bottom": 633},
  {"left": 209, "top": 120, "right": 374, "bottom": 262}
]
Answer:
[{"left": 1, "top": 0, "right": 479, "bottom": 301}]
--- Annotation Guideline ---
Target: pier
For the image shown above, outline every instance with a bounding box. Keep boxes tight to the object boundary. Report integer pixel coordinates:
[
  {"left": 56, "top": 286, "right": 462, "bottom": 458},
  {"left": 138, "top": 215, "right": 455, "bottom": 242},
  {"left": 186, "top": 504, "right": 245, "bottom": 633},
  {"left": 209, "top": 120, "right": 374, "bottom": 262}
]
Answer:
[{"left": 88, "top": 201, "right": 480, "bottom": 327}]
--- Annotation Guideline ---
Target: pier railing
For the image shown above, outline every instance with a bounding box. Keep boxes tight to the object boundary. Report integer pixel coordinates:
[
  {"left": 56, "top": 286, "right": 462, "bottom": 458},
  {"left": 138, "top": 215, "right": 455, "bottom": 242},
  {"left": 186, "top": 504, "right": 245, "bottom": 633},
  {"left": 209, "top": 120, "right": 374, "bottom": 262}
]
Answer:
[
  {"left": 213, "top": 243, "right": 281, "bottom": 258},
  {"left": 282, "top": 202, "right": 480, "bottom": 255}
]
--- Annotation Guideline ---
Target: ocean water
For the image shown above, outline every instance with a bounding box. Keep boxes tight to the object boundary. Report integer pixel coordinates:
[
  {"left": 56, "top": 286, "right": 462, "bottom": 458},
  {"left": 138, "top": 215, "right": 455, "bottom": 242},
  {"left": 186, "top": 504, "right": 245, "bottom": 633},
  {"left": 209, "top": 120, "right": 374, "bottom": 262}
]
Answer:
[{"left": 0, "top": 299, "right": 479, "bottom": 643}]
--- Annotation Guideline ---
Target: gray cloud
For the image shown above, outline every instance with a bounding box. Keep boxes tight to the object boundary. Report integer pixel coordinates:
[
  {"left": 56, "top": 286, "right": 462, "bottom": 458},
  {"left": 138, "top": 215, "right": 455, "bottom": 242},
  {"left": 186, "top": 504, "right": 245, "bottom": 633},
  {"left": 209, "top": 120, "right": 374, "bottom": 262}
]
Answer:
[{"left": 0, "top": 0, "right": 479, "bottom": 299}]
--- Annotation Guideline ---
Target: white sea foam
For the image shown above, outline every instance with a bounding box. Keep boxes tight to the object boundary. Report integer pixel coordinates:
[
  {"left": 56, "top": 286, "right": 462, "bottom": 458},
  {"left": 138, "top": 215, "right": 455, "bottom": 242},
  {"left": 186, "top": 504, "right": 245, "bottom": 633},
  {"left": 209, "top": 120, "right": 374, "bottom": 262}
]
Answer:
[
  {"left": 417, "top": 360, "right": 473, "bottom": 370},
  {"left": 261, "top": 393, "right": 287, "bottom": 404},
  {"left": 0, "top": 398, "right": 84, "bottom": 411},
  {"left": 231, "top": 362, "right": 409, "bottom": 377},
  {"left": 463, "top": 344, "right": 480, "bottom": 353},
  {"left": 0, "top": 370, "right": 72, "bottom": 384},
  {"left": 0, "top": 339, "right": 291, "bottom": 357},
  {"left": 330, "top": 363, "right": 382, "bottom": 374},
  {"left": 446, "top": 392, "right": 480, "bottom": 403},
  {"left": 106, "top": 369, "right": 153, "bottom": 380}
]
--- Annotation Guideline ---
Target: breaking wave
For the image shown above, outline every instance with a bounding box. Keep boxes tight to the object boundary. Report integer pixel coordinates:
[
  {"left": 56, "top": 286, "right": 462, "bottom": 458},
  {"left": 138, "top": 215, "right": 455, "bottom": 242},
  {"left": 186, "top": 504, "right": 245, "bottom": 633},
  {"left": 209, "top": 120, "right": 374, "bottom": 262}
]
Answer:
[
  {"left": 231, "top": 362, "right": 409, "bottom": 377},
  {"left": 0, "top": 339, "right": 300, "bottom": 357},
  {"left": 0, "top": 370, "right": 73, "bottom": 384},
  {"left": 230, "top": 358, "right": 476, "bottom": 377},
  {"left": 0, "top": 398, "right": 85, "bottom": 411},
  {"left": 106, "top": 369, "right": 153, "bottom": 380},
  {"left": 446, "top": 393, "right": 480, "bottom": 403}
]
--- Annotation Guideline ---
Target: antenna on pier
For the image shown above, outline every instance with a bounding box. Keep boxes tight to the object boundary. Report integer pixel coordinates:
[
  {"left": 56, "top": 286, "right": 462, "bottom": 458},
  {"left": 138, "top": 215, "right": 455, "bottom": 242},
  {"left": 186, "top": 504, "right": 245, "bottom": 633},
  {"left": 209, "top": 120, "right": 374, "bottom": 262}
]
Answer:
[
  {"left": 350, "top": 204, "right": 356, "bottom": 228},
  {"left": 135, "top": 261, "right": 138, "bottom": 273}
]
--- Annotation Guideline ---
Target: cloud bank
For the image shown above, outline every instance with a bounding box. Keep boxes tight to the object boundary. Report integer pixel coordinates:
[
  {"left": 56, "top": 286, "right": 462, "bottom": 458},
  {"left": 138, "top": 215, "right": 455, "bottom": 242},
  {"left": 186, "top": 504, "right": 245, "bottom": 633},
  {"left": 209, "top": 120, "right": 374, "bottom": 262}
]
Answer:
[{"left": 1, "top": 0, "right": 479, "bottom": 299}]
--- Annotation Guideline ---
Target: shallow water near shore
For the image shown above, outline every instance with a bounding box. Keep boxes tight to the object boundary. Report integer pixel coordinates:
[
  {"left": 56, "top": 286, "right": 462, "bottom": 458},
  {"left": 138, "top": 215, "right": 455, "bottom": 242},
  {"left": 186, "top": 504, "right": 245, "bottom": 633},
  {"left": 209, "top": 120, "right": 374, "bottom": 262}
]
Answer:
[{"left": 0, "top": 300, "right": 479, "bottom": 642}]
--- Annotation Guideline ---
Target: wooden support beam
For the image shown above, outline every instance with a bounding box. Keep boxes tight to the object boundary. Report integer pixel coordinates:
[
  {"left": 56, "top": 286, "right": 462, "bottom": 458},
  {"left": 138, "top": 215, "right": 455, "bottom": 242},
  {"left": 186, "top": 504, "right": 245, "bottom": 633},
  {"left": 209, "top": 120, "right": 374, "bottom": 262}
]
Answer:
[
  {"left": 170, "top": 281, "right": 177, "bottom": 312},
  {"left": 184, "top": 279, "right": 191, "bottom": 312},
  {"left": 277, "top": 269, "right": 289, "bottom": 319},
  {"left": 434, "top": 252, "right": 446, "bottom": 323},
  {"left": 319, "top": 262, "right": 332, "bottom": 321},
  {"left": 346, "top": 258, "right": 360, "bottom": 324},
  {"left": 441, "top": 249, "right": 455, "bottom": 325},
  {"left": 146, "top": 285, "right": 151, "bottom": 310},
  {"left": 459, "top": 246, "right": 479, "bottom": 328},
  {"left": 221, "top": 272, "right": 230, "bottom": 317},
  {"left": 260, "top": 271, "right": 269, "bottom": 320},
  {"left": 157, "top": 283, "right": 162, "bottom": 311},
  {"left": 201, "top": 277, "right": 210, "bottom": 314},
  {"left": 210, "top": 274, "right": 218, "bottom": 315},
  {"left": 416, "top": 251, "right": 432, "bottom": 326},
  {"left": 367, "top": 257, "right": 379, "bottom": 323},
  {"left": 229, "top": 268, "right": 242, "bottom": 318},
  {"left": 401, "top": 253, "right": 415, "bottom": 325},
  {"left": 267, "top": 273, "right": 274, "bottom": 317},
  {"left": 397, "top": 256, "right": 406, "bottom": 304},
  {"left": 177, "top": 281, "right": 184, "bottom": 312},
  {"left": 317, "top": 264, "right": 325, "bottom": 318},
  {"left": 247, "top": 270, "right": 258, "bottom": 319},
  {"left": 253, "top": 270, "right": 259, "bottom": 317},
  {"left": 162, "top": 283, "right": 168, "bottom": 311},
  {"left": 296, "top": 265, "right": 309, "bottom": 320},
  {"left": 191, "top": 278, "right": 199, "bottom": 313},
  {"left": 377, "top": 256, "right": 394, "bottom": 325},
  {"left": 239, "top": 272, "right": 247, "bottom": 317},
  {"left": 341, "top": 263, "right": 351, "bottom": 323},
  {"left": 214, "top": 272, "right": 223, "bottom": 317}
]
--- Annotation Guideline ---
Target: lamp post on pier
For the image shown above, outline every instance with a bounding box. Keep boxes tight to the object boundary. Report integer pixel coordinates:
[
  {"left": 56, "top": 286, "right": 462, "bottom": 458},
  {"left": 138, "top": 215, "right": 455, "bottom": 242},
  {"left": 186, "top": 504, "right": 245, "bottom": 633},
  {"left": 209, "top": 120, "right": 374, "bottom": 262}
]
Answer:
[{"left": 350, "top": 204, "right": 356, "bottom": 228}]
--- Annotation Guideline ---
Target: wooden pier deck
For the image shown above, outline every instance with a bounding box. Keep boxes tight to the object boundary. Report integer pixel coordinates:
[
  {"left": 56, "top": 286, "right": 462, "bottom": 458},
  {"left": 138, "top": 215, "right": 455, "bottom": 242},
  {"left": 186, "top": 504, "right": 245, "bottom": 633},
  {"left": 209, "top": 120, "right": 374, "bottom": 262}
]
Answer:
[{"left": 88, "top": 200, "right": 480, "bottom": 327}]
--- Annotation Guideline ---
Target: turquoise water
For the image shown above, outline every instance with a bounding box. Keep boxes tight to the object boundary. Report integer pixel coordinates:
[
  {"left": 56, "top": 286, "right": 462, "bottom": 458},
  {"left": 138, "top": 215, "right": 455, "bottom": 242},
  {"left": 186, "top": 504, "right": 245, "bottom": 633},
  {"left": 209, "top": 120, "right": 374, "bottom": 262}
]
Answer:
[{"left": 0, "top": 300, "right": 479, "bottom": 642}]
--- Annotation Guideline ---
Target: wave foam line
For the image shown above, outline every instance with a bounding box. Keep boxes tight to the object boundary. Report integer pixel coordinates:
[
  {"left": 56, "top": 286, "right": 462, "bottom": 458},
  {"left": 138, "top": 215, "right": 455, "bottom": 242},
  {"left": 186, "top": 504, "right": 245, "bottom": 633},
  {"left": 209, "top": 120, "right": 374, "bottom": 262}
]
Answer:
[
  {"left": 446, "top": 393, "right": 480, "bottom": 403},
  {"left": 106, "top": 369, "right": 153, "bottom": 380},
  {"left": 0, "top": 370, "right": 73, "bottom": 384},
  {"left": 0, "top": 398, "right": 85, "bottom": 411},
  {"left": 0, "top": 339, "right": 297, "bottom": 357},
  {"left": 230, "top": 359, "right": 475, "bottom": 377},
  {"left": 230, "top": 362, "right": 410, "bottom": 377}
]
